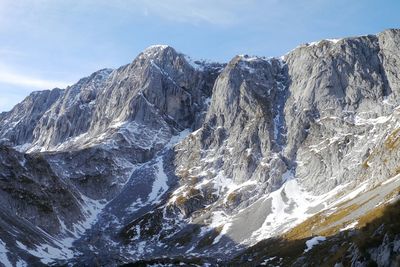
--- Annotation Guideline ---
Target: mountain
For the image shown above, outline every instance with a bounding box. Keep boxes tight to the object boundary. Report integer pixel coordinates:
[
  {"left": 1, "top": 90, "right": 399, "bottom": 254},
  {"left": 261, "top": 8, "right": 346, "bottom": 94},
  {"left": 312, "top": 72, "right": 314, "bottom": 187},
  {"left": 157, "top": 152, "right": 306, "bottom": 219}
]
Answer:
[{"left": 0, "top": 30, "right": 400, "bottom": 266}]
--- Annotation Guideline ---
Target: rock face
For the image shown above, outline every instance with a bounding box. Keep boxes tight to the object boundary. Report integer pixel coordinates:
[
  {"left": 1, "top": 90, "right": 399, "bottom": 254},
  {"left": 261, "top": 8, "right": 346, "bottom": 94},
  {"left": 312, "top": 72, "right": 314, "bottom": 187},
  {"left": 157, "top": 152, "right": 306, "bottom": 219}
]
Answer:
[
  {"left": 0, "top": 89, "right": 63, "bottom": 146},
  {"left": 32, "top": 69, "right": 113, "bottom": 149},
  {"left": 284, "top": 32, "right": 400, "bottom": 194},
  {"left": 0, "top": 145, "right": 88, "bottom": 266},
  {"left": 0, "top": 146, "right": 83, "bottom": 233},
  {"left": 0, "top": 30, "right": 400, "bottom": 266},
  {"left": 184, "top": 56, "right": 288, "bottom": 187}
]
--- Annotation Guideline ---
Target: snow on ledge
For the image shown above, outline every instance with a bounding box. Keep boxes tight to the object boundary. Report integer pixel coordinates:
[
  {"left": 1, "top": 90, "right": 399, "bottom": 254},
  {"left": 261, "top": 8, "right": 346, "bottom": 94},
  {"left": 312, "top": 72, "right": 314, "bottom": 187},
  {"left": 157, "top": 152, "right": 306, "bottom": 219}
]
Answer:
[
  {"left": 304, "top": 236, "right": 326, "bottom": 252},
  {"left": 340, "top": 221, "right": 358, "bottom": 232},
  {"left": 145, "top": 44, "right": 170, "bottom": 51},
  {"left": 0, "top": 239, "right": 13, "bottom": 267},
  {"left": 307, "top": 38, "right": 342, "bottom": 46},
  {"left": 142, "top": 45, "right": 171, "bottom": 57}
]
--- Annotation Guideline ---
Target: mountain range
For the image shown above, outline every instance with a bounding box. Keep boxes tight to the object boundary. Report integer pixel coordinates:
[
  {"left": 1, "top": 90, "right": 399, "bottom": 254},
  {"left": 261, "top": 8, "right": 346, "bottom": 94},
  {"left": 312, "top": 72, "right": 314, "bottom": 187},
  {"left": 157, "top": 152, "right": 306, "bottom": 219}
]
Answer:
[{"left": 0, "top": 29, "right": 400, "bottom": 266}]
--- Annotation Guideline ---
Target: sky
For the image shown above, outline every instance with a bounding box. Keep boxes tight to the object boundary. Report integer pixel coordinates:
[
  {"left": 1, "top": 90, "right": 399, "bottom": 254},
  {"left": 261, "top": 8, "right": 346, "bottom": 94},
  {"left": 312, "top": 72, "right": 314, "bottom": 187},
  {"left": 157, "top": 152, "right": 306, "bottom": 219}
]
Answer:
[{"left": 0, "top": 0, "right": 399, "bottom": 112}]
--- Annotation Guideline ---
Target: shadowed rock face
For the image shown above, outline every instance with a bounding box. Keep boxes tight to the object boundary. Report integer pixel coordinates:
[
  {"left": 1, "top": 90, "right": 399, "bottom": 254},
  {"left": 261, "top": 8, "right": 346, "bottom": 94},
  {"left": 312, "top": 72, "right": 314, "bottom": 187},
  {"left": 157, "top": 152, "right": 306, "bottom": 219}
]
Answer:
[
  {"left": 0, "top": 145, "right": 88, "bottom": 266},
  {"left": 0, "top": 30, "right": 400, "bottom": 266},
  {"left": 0, "top": 145, "right": 83, "bottom": 234}
]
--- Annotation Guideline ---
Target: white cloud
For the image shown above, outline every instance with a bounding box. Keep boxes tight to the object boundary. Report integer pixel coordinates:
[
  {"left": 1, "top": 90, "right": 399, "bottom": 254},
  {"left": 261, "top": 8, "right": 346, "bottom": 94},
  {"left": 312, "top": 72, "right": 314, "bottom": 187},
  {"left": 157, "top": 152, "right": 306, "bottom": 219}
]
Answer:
[
  {"left": 0, "top": 63, "right": 71, "bottom": 112},
  {"left": 0, "top": 0, "right": 298, "bottom": 28},
  {"left": 135, "top": 0, "right": 236, "bottom": 25},
  {"left": 0, "top": 71, "right": 70, "bottom": 89},
  {"left": 105, "top": 0, "right": 263, "bottom": 26}
]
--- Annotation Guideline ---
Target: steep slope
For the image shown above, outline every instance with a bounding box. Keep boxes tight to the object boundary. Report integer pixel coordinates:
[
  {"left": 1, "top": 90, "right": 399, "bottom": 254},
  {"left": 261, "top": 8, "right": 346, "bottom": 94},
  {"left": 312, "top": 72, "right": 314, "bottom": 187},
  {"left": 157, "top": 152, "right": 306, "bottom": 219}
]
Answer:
[
  {"left": 285, "top": 31, "right": 400, "bottom": 195},
  {"left": 0, "top": 89, "right": 63, "bottom": 147},
  {"left": 0, "top": 30, "right": 399, "bottom": 266},
  {"left": 231, "top": 186, "right": 400, "bottom": 266},
  {"left": 0, "top": 146, "right": 89, "bottom": 265},
  {"left": 31, "top": 68, "right": 113, "bottom": 150}
]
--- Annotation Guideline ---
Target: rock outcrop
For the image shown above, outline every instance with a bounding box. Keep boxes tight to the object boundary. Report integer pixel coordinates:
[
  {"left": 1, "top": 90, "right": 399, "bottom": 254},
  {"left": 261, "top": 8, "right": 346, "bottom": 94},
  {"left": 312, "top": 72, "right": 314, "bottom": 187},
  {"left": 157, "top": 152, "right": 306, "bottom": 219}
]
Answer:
[{"left": 0, "top": 89, "right": 63, "bottom": 146}]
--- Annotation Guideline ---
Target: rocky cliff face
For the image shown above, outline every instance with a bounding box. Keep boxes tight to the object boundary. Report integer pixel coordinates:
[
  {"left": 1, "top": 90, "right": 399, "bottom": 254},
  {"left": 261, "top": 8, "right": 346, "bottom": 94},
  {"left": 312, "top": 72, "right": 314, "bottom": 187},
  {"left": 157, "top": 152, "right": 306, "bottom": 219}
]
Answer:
[
  {"left": 0, "top": 30, "right": 399, "bottom": 266},
  {"left": 284, "top": 31, "right": 400, "bottom": 195},
  {"left": 0, "top": 89, "right": 63, "bottom": 147},
  {"left": 32, "top": 68, "right": 113, "bottom": 150}
]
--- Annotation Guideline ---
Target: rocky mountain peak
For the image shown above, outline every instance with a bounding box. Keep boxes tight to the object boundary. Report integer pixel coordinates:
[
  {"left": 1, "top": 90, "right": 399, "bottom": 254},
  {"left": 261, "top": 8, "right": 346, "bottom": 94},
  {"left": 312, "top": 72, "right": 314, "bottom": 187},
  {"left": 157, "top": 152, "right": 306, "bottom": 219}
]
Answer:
[
  {"left": 0, "top": 44, "right": 222, "bottom": 152},
  {"left": 135, "top": 44, "right": 189, "bottom": 71},
  {"left": 140, "top": 44, "right": 174, "bottom": 57}
]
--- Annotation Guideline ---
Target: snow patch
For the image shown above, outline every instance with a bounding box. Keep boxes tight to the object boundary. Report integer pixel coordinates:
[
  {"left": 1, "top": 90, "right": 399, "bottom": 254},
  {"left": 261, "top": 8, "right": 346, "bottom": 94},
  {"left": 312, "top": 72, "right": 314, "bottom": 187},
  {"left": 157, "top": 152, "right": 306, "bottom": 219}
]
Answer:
[
  {"left": 304, "top": 236, "right": 326, "bottom": 252},
  {"left": 14, "top": 143, "right": 32, "bottom": 153},
  {"left": 251, "top": 178, "right": 316, "bottom": 241},
  {"left": 142, "top": 45, "right": 170, "bottom": 58},
  {"left": 147, "top": 156, "right": 169, "bottom": 204},
  {"left": 16, "top": 259, "right": 27, "bottom": 267},
  {"left": 249, "top": 176, "right": 356, "bottom": 243},
  {"left": 199, "top": 211, "right": 233, "bottom": 245},
  {"left": 340, "top": 221, "right": 358, "bottom": 231},
  {"left": 354, "top": 115, "right": 391, "bottom": 126},
  {"left": 165, "top": 129, "right": 191, "bottom": 149},
  {"left": 72, "top": 194, "right": 107, "bottom": 236},
  {"left": 146, "top": 129, "right": 191, "bottom": 204},
  {"left": 260, "top": 257, "right": 277, "bottom": 266},
  {"left": 16, "top": 241, "right": 73, "bottom": 265},
  {"left": 126, "top": 198, "right": 144, "bottom": 213},
  {"left": 307, "top": 38, "right": 341, "bottom": 46},
  {"left": 0, "top": 239, "right": 13, "bottom": 267},
  {"left": 381, "top": 173, "right": 400, "bottom": 186},
  {"left": 184, "top": 55, "right": 206, "bottom": 71}
]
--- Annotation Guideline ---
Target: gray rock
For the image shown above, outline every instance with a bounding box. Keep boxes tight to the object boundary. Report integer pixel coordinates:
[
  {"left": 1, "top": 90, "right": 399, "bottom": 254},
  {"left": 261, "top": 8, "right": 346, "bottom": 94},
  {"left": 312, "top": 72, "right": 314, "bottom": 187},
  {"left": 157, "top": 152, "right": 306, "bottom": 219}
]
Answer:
[
  {"left": 0, "top": 88, "right": 63, "bottom": 146},
  {"left": 32, "top": 69, "right": 113, "bottom": 149}
]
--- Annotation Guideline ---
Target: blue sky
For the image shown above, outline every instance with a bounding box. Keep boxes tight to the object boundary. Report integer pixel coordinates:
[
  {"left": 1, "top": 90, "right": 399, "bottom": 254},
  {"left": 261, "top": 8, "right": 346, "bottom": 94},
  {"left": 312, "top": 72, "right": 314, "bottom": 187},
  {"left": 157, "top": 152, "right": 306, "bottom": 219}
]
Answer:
[{"left": 0, "top": 0, "right": 399, "bottom": 112}]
